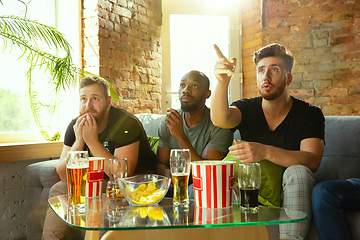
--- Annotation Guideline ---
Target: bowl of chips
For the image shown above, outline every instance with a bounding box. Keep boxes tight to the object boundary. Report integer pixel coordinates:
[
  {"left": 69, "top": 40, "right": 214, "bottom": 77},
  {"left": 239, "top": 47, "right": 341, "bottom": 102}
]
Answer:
[{"left": 118, "top": 174, "right": 170, "bottom": 205}]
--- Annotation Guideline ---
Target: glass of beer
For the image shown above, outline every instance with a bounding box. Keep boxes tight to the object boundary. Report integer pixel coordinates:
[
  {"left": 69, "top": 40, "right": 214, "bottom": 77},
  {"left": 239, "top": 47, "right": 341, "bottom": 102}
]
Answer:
[
  {"left": 170, "top": 149, "right": 191, "bottom": 206},
  {"left": 238, "top": 162, "right": 261, "bottom": 212},
  {"left": 107, "top": 158, "right": 128, "bottom": 200},
  {"left": 66, "top": 151, "right": 89, "bottom": 211}
]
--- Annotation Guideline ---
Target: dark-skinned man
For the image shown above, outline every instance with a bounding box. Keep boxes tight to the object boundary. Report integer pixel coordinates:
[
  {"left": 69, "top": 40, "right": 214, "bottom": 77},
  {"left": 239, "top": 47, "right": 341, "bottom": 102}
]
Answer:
[{"left": 156, "top": 70, "right": 233, "bottom": 198}]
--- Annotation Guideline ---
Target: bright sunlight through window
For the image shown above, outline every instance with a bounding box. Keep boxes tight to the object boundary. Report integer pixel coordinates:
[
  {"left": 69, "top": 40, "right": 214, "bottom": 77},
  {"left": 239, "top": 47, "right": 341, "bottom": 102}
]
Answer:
[
  {"left": 169, "top": 14, "right": 229, "bottom": 109},
  {"left": 0, "top": 0, "right": 80, "bottom": 143}
]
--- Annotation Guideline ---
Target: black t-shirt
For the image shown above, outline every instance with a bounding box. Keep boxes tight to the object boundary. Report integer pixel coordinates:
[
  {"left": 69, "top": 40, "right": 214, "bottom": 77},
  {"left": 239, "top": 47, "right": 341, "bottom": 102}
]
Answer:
[
  {"left": 64, "top": 106, "right": 157, "bottom": 174},
  {"left": 230, "top": 96, "right": 325, "bottom": 150}
]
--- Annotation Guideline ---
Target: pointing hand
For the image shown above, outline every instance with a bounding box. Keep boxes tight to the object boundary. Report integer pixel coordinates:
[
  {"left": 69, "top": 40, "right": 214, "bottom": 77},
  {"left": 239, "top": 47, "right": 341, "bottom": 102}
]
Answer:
[{"left": 213, "top": 44, "right": 237, "bottom": 84}]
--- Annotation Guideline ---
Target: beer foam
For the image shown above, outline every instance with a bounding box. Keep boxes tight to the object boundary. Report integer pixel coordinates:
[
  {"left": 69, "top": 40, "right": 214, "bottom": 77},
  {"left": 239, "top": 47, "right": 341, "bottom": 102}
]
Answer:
[{"left": 67, "top": 165, "right": 89, "bottom": 169}]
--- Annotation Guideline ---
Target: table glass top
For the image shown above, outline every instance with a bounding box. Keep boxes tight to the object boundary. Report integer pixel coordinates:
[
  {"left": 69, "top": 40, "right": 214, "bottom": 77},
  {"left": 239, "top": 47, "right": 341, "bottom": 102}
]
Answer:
[{"left": 49, "top": 194, "right": 306, "bottom": 231}]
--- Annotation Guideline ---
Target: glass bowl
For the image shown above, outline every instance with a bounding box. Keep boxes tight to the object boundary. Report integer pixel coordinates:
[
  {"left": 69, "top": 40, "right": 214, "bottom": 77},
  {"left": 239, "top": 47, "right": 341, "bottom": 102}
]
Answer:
[{"left": 118, "top": 174, "right": 170, "bottom": 205}]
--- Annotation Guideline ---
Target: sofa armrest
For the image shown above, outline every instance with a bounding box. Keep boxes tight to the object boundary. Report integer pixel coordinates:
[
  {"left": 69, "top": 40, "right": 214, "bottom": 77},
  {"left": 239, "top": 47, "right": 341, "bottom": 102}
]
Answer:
[{"left": 26, "top": 159, "right": 60, "bottom": 240}]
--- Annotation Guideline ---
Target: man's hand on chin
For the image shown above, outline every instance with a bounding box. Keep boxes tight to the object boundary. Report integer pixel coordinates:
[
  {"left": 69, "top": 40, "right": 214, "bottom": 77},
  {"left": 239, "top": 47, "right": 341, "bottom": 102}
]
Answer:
[{"left": 73, "top": 115, "right": 87, "bottom": 145}]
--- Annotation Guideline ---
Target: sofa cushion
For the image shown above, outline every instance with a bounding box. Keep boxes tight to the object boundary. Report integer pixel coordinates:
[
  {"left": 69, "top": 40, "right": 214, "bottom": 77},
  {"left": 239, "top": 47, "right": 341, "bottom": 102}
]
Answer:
[
  {"left": 223, "top": 141, "right": 284, "bottom": 207},
  {"left": 315, "top": 116, "right": 360, "bottom": 183},
  {"left": 26, "top": 160, "right": 60, "bottom": 240},
  {"left": 315, "top": 156, "right": 360, "bottom": 183},
  {"left": 322, "top": 116, "right": 360, "bottom": 157},
  {"left": 147, "top": 135, "right": 159, "bottom": 155},
  {"left": 136, "top": 113, "right": 164, "bottom": 137}
]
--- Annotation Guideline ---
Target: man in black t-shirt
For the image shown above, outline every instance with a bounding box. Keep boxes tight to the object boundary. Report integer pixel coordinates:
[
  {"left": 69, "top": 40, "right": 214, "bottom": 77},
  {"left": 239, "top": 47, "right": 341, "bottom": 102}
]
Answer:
[
  {"left": 211, "top": 44, "right": 325, "bottom": 240},
  {"left": 42, "top": 76, "right": 156, "bottom": 239},
  {"left": 63, "top": 105, "right": 156, "bottom": 176},
  {"left": 56, "top": 76, "right": 156, "bottom": 180}
]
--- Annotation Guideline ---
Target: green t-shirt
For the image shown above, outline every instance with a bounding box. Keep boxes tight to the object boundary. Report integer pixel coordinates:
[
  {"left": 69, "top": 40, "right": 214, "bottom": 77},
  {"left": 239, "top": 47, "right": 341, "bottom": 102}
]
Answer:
[{"left": 158, "top": 107, "right": 233, "bottom": 156}]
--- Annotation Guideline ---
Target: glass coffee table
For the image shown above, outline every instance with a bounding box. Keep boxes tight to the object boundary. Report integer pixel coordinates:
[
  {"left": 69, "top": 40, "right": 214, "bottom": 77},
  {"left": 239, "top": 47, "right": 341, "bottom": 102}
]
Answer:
[{"left": 49, "top": 194, "right": 306, "bottom": 240}]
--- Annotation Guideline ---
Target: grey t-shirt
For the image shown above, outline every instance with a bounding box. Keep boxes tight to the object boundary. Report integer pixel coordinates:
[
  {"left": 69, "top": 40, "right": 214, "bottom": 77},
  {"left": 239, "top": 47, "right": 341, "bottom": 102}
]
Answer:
[{"left": 158, "top": 107, "right": 233, "bottom": 156}]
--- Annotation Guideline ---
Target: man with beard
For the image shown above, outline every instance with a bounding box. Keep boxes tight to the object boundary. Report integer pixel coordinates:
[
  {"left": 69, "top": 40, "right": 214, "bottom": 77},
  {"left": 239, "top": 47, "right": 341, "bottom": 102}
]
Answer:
[
  {"left": 156, "top": 70, "right": 233, "bottom": 197},
  {"left": 42, "top": 76, "right": 157, "bottom": 239},
  {"left": 211, "top": 43, "right": 325, "bottom": 240},
  {"left": 56, "top": 75, "right": 156, "bottom": 179}
]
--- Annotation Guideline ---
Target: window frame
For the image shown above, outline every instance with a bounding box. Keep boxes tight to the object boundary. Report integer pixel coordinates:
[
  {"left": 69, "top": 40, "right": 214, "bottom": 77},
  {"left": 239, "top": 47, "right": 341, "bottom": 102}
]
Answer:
[
  {"left": 0, "top": 0, "right": 82, "bottom": 144},
  {"left": 160, "top": 0, "right": 242, "bottom": 113}
]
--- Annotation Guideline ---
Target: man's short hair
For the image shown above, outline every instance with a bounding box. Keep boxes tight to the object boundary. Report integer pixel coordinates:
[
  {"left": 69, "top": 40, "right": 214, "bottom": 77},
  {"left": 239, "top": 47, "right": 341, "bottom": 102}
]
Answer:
[
  {"left": 186, "top": 70, "right": 210, "bottom": 91},
  {"left": 253, "top": 43, "right": 295, "bottom": 73},
  {"left": 80, "top": 76, "right": 110, "bottom": 98}
]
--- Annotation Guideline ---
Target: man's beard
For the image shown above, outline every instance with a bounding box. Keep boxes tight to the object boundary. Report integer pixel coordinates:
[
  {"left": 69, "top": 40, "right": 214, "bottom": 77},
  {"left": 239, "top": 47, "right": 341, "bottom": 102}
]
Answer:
[
  {"left": 259, "top": 80, "right": 287, "bottom": 101},
  {"left": 181, "top": 103, "right": 199, "bottom": 112},
  {"left": 180, "top": 95, "right": 203, "bottom": 112}
]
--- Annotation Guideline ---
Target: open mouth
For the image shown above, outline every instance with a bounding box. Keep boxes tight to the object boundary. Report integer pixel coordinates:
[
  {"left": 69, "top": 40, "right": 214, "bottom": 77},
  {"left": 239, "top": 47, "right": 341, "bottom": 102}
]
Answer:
[{"left": 262, "top": 83, "right": 273, "bottom": 90}]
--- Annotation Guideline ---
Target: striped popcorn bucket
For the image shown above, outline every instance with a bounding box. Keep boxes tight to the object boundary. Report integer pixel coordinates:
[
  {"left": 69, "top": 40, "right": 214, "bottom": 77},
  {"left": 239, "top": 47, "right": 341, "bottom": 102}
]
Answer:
[
  {"left": 86, "top": 157, "right": 105, "bottom": 198},
  {"left": 191, "top": 161, "right": 235, "bottom": 208},
  {"left": 194, "top": 206, "right": 234, "bottom": 225}
]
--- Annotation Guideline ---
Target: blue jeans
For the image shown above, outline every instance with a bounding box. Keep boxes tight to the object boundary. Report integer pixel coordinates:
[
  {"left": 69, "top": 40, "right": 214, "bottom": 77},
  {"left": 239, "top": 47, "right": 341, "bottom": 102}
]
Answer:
[{"left": 311, "top": 179, "right": 360, "bottom": 240}]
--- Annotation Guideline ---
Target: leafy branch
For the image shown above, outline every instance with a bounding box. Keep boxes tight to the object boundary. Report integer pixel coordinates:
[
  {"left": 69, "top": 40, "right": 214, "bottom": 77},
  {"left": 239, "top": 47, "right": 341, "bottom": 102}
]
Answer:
[
  {"left": 0, "top": 4, "right": 119, "bottom": 141},
  {"left": 0, "top": 18, "right": 83, "bottom": 140}
]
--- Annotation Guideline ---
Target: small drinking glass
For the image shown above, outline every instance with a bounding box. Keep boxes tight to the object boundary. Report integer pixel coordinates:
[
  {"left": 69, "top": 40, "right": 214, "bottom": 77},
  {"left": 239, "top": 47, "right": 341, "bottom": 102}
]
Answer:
[
  {"left": 170, "top": 149, "right": 191, "bottom": 206},
  {"left": 107, "top": 158, "right": 128, "bottom": 200},
  {"left": 238, "top": 162, "right": 261, "bottom": 212},
  {"left": 109, "top": 158, "right": 128, "bottom": 180}
]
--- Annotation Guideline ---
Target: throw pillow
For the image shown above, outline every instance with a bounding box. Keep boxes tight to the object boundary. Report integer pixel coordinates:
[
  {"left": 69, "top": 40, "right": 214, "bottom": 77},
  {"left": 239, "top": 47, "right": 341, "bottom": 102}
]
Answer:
[
  {"left": 147, "top": 136, "right": 159, "bottom": 155},
  {"left": 222, "top": 141, "right": 284, "bottom": 207}
]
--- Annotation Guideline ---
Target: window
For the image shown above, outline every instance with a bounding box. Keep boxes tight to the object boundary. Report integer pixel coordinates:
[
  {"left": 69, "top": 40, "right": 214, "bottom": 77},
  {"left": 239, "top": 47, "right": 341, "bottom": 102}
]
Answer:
[
  {"left": 161, "top": 0, "right": 242, "bottom": 112},
  {"left": 0, "top": 0, "right": 81, "bottom": 143}
]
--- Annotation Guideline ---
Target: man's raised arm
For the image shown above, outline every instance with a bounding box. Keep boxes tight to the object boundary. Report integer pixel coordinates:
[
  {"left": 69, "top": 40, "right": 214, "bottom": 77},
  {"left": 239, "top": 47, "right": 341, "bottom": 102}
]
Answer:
[{"left": 211, "top": 44, "right": 241, "bottom": 129}]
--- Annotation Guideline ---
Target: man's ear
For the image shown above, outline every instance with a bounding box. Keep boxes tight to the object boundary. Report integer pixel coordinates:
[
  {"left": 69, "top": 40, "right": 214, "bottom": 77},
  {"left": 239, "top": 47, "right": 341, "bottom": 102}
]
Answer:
[
  {"left": 107, "top": 96, "right": 112, "bottom": 109},
  {"left": 286, "top": 73, "right": 293, "bottom": 85},
  {"left": 205, "top": 90, "right": 211, "bottom": 99}
]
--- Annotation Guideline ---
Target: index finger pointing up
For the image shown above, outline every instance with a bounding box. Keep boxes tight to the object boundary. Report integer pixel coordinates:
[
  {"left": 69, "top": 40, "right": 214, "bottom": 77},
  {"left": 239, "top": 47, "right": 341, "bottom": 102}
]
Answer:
[{"left": 214, "top": 44, "right": 227, "bottom": 60}]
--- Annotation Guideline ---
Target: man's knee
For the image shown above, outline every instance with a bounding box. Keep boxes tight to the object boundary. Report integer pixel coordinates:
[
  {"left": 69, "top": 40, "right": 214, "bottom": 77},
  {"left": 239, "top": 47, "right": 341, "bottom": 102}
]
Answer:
[
  {"left": 311, "top": 182, "right": 327, "bottom": 210},
  {"left": 312, "top": 181, "right": 328, "bottom": 198},
  {"left": 283, "top": 165, "right": 315, "bottom": 188},
  {"left": 312, "top": 181, "right": 340, "bottom": 204}
]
